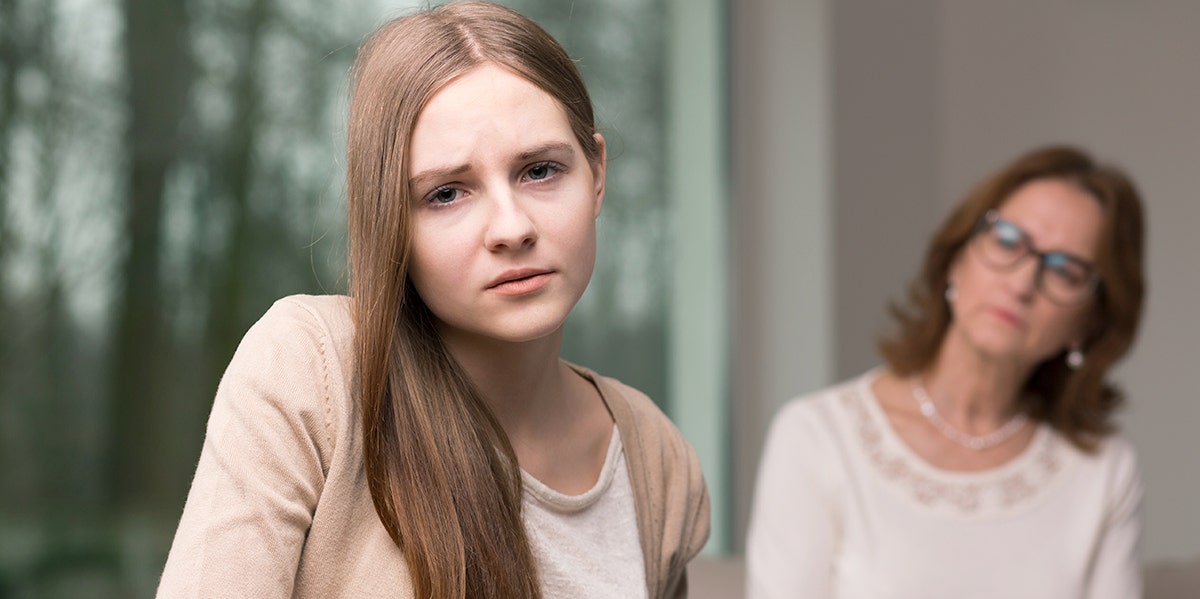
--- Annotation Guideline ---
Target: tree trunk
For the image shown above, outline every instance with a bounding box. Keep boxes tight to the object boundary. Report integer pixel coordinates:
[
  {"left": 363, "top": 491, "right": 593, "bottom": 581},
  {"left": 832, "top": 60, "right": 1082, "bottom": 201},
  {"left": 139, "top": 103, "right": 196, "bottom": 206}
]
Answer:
[
  {"left": 110, "top": 0, "right": 193, "bottom": 513},
  {"left": 206, "top": 0, "right": 269, "bottom": 385},
  {"left": 0, "top": 0, "right": 18, "bottom": 326}
]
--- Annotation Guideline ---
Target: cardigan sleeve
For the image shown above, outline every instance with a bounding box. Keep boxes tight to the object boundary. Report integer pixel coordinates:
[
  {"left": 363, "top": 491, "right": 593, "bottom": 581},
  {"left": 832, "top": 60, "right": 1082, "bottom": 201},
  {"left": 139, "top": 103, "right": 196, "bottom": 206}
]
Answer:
[
  {"left": 157, "top": 297, "right": 338, "bottom": 598},
  {"left": 662, "top": 428, "right": 711, "bottom": 599},
  {"left": 1086, "top": 438, "right": 1144, "bottom": 599},
  {"left": 745, "top": 398, "right": 840, "bottom": 599}
]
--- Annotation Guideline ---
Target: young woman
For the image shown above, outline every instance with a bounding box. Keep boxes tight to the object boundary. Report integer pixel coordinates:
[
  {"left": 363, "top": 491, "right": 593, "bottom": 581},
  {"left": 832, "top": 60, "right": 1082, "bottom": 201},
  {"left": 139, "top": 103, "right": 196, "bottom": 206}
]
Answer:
[
  {"left": 157, "top": 3, "right": 709, "bottom": 598},
  {"left": 747, "top": 146, "right": 1146, "bottom": 598}
]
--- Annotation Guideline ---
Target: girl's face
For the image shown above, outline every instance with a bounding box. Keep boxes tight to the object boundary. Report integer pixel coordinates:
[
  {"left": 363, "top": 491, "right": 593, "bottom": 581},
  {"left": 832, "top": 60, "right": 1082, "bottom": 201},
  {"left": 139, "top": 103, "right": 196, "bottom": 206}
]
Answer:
[
  {"left": 406, "top": 64, "right": 606, "bottom": 347},
  {"left": 945, "top": 178, "right": 1102, "bottom": 368}
]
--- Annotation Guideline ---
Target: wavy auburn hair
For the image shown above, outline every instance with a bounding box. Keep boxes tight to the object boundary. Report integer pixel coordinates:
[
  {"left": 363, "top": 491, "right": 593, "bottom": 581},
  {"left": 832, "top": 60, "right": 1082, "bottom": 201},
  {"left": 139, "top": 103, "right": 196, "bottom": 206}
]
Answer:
[
  {"left": 346, "top": 3, "right": 601, "bottom": 597},
  {"left": 878, "top": 145, "right": 1146, "bottom": 451}
]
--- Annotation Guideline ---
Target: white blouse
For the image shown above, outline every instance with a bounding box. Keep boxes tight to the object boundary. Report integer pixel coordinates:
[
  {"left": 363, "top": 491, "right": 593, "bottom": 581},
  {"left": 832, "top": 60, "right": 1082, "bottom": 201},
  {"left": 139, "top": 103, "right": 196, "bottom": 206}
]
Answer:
[{"left": 746, "top": 370, "right": 1142, "bottom": 599}]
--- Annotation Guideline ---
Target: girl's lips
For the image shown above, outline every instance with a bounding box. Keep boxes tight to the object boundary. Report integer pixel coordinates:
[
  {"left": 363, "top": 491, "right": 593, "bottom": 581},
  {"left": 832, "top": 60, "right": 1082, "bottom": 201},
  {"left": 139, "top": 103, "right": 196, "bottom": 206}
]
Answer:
[{"left": 487, "top": 269, "right": 554, "bottom": 295}]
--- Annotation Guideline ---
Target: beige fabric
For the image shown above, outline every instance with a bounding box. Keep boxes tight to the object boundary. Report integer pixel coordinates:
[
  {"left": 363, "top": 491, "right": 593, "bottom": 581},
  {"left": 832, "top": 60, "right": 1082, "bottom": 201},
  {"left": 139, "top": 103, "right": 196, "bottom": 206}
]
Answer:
[
  {"left": 592, "top": 364, "right": 712, "bottom": 599},
  {"left": 157, "top": 294, "right": 709, "bottom": 598},
  {"left": 521, "top": 427, "right": 648, "bottom": 598}
]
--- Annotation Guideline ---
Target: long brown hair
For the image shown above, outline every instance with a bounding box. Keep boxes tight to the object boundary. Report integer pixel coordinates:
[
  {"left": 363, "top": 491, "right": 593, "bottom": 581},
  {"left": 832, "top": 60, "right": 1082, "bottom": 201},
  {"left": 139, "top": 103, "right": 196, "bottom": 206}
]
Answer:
[
  {"left": 345, "top": 3, "right": 601, "bottom": 597},
  {"left": 878, "top": 145, "right": 1146, "bottom": 451}
]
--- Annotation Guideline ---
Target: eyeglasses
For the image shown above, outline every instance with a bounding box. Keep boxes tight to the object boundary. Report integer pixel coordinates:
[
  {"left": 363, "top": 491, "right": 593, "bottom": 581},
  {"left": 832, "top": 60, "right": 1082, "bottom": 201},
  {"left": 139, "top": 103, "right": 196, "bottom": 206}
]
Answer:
[{"left": 970, "top": 210, "right": 1100, "bottom": 306}]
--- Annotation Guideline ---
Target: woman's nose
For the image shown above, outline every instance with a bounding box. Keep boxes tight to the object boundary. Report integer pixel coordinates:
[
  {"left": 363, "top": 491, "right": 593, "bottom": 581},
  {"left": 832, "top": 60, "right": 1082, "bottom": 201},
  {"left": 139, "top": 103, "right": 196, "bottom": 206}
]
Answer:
[
  {"left": 483, "top": 188, "right": 537, "bottom": 251},
  {"left": 1007, "top": 255, "right": 1041, "bottom": 301}
]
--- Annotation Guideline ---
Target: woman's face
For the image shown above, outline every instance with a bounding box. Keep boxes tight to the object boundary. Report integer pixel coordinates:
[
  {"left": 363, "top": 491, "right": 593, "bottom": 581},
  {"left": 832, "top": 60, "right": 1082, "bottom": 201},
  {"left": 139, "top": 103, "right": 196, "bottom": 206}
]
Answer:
[
  {"left": 406, "top": 64, "right": 605, "bottom": 347},
  {"left": 945, "top": 177, "right": 1103, "bottom": 368}
]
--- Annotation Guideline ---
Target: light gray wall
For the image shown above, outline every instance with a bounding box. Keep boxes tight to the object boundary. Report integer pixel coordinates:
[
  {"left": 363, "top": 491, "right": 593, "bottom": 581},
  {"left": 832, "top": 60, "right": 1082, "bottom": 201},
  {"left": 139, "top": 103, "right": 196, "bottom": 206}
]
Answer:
[
  {"left": 832, "top": 0, "right": 939, "bottom": 377},
  {"left": 732, "top": 0, "right": 1200, "bottom": 564},
  {"left": 730, "top": 0, "right": 834, "bottom": 552}
]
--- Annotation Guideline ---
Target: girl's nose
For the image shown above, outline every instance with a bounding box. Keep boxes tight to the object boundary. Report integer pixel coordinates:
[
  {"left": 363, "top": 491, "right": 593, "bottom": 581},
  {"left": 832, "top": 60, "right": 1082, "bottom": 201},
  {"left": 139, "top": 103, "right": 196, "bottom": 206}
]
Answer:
[{"left": 483, "top": 188, "right": 537, "bottom": 251}]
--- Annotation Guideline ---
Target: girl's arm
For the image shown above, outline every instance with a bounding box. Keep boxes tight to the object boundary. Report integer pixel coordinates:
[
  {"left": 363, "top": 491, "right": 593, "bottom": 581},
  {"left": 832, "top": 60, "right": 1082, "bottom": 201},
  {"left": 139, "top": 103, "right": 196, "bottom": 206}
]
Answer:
[{"left": 157, "top": 299, "right": 335, "bottom": 598}]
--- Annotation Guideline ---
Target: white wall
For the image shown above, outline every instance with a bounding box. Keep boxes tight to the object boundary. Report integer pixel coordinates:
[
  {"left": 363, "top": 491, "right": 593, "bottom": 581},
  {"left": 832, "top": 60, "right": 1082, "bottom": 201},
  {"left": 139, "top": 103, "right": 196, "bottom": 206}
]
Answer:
[{"left": 732, "top": 0, "right": 1200, "bottom": 564}]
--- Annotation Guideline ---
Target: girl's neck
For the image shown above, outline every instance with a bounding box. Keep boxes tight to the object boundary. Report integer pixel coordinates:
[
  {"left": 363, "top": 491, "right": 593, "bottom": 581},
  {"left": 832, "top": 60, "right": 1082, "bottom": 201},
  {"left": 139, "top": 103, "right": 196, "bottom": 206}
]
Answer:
[
  {"left": 440, "top": 325, "right": 612, "bottom": 494},
  {"left": 439, "top": 326, "right": 571, "bottom": 430}
]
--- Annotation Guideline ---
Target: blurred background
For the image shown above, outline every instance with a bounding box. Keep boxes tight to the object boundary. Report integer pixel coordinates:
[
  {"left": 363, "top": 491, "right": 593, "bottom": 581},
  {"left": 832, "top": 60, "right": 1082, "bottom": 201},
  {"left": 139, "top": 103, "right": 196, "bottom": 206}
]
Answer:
[{"left": 1, "top": 0, "right": 1197, "bottom": 597}]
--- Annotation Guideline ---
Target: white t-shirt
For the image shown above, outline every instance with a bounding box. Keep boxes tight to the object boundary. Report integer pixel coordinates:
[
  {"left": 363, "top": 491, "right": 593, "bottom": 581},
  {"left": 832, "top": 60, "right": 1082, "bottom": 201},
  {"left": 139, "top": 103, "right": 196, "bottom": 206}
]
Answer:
[
  {"left": 746, "top": 370, "right": 1142, "bottom": 599},
  {"left": 523, "top": 426, "right": 649, "bottom": 599}
]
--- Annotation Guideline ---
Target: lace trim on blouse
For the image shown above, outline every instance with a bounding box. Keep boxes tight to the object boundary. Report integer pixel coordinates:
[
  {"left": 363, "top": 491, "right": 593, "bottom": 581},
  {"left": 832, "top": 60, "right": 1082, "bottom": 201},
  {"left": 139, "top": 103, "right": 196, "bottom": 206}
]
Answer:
[{"left": 842, "top": 371, "right": 1075, "bottom": 518}]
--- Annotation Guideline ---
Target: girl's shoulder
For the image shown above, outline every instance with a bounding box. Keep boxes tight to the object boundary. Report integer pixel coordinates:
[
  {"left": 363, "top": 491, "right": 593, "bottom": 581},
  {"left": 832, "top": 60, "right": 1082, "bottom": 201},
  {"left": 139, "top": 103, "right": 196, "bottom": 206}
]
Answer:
[
  {"left": 256, "top": 294, "right": 354, "bottom": 346},
  {"left": 224, "top": 293, "right": 359, "bottom": 441},
  {"left": 564, "top": 363, "right": 685, "bottom": 454},
  {"left": 566, "top": 363, "right": 709, "bottom": 595},
  {"left": 242, "top": 294, "right": 357, "bottom": 381}
]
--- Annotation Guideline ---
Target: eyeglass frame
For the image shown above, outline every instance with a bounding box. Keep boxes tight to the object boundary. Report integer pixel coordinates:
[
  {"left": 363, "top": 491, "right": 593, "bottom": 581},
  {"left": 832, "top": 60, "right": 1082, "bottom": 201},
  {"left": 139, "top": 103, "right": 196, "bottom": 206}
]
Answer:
[{"left": 968, "top": 210, "right": 1102, "bottom": 306}]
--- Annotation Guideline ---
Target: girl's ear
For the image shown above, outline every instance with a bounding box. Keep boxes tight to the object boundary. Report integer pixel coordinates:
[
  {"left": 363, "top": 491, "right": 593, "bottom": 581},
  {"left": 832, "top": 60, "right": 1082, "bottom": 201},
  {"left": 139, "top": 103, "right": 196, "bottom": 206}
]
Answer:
[{"left": 591, "top": 133, "right": 607, "bottom": 218}]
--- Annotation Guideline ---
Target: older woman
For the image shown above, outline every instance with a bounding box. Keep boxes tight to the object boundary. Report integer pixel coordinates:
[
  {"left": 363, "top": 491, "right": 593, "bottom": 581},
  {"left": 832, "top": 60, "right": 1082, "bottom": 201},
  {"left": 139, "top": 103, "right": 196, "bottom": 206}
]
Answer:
[{"left": 747, "top": 145, "right": 1146, "bottom": 599}]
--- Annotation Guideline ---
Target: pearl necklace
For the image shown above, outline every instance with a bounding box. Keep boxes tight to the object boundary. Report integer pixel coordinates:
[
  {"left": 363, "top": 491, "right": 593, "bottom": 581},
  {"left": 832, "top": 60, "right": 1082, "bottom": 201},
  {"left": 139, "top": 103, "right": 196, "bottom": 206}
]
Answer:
[{"left": 911, "top": 380, "right": 1029, "bottom": 451}]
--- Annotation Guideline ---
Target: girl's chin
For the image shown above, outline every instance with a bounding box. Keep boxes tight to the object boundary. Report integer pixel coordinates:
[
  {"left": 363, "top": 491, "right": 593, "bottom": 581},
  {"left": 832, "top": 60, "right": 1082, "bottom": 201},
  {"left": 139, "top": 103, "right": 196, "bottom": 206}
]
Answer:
[{"left": 440, "top": 318, "right": 569, "bottom": 347}]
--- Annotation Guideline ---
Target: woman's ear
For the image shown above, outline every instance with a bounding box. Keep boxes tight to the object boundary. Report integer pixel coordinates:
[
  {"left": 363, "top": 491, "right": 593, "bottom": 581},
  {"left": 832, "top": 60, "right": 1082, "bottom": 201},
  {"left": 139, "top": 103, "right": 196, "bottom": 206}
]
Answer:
[
  {"left": 591, "top": 133, "right": 607, "bottom": 218},
  {"left": 946, "top": 252, "right": 965, "bottom": 295},
  {"left": 1076, "top": 302, "right": 1105, "bottom": 351}
]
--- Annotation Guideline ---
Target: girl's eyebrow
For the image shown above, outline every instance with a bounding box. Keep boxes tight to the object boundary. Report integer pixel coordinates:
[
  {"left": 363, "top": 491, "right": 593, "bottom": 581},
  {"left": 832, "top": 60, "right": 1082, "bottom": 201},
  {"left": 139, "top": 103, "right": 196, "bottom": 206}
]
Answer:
[
  {"left": 410, "top": 141, "right": 576, "bottom": 191},
  {"left": 516, "top": 141, "right": 574, "bottom": 161},
  {"left": 410, "top": 163, "right": 470, "bottom": 192}
]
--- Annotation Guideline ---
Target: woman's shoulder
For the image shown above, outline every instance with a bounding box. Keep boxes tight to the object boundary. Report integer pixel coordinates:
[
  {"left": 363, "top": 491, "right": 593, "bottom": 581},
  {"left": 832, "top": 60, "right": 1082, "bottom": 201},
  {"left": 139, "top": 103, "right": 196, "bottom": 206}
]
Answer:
[
  {"left": 255, "top": 294, "right": 353, "bottom": 344},
  {"left": 1046, "top": 427, "right": 1140, "bottom": 480},
  {"left": 589, "top": 370, "right": 666, "bottom": 423},
  {"left": 1095, "top": 431, "right": 1139, "bottom": 463},
  {"left": 227, "top": 293, "right": 351, "bottom": 367},
  {"left": 567, "top": 363, "right": 685, "bottom": 451},
  {"left": 771, "top": 371, "right": 875, "bottom": 436},
  {"left": 568, "top": 363, "right": 710, "bottom": 592},
  {"left": 1082, "top": 431, "right": 1142, "bottom": 490},
  {"left": 236, "top": 294, "right": 356, "bottom": 369},
  {"left": 219, "top": 294, "right": 358, "bottom": 439},
  {"left": 565, "top": 360, "right": 706, "bottom": 497}
]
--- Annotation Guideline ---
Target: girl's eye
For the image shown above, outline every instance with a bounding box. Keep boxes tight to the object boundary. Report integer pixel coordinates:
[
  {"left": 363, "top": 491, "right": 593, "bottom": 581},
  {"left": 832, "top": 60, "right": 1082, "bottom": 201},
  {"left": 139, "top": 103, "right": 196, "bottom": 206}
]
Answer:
[
  {"left": 426, "top": 187, "right": 460, "bottom": 205},
  {"left": 525, "top": 162, "right": 559, "bottom": 181}
]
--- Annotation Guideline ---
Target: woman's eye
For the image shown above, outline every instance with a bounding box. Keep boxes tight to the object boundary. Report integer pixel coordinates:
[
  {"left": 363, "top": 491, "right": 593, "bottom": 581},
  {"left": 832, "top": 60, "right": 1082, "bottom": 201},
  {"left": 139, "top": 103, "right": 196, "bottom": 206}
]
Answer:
[
  {"left": 426, "top": 187, "right": 460, "bottom": 205},
  {"left": 1046, "top": 256, "right": 1088, "bottom": 287},
  {"left": 992, "top": 225, "right": 1023, "bottom": 251},
  {"left": 1048, "top": 266, "right": 1083, "bottom": 287},
  {"left": 525, "top": 162, "right": 558, "bottom": 181}
]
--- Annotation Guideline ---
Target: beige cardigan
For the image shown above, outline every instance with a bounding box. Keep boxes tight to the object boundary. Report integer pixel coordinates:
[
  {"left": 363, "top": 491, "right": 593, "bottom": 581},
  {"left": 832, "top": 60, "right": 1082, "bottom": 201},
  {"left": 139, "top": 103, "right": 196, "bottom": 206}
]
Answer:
[{"left": 157, "top": 295, "right": 710, "bottom": 598}]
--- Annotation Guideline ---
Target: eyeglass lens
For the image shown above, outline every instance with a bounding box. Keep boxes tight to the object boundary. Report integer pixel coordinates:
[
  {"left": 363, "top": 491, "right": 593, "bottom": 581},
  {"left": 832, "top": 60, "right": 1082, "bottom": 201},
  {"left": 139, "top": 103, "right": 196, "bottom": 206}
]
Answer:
[{"left": 974, "top": 213, "right": 1097, "bottom": 304}]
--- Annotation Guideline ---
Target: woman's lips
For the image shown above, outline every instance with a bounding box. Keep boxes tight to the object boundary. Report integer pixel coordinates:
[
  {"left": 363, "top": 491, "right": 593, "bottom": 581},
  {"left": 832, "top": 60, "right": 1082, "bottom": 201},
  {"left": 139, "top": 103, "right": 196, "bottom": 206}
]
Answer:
[
  {"left": 989, "top": 306, "right": 1025, "bottom": 329},
  {"left": 487, "top": 269, "right": 554, "bottom": 295}
]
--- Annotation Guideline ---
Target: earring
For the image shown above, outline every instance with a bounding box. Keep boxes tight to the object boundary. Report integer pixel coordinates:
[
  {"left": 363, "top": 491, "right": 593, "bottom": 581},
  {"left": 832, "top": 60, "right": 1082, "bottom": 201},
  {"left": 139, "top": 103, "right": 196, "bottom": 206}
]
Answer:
[
  {"left": 1066, "top": 348, "right": 1084, "bottom": 369},
  {"left": 945, "top": 282, "right": 957, "bottom": 303}
]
